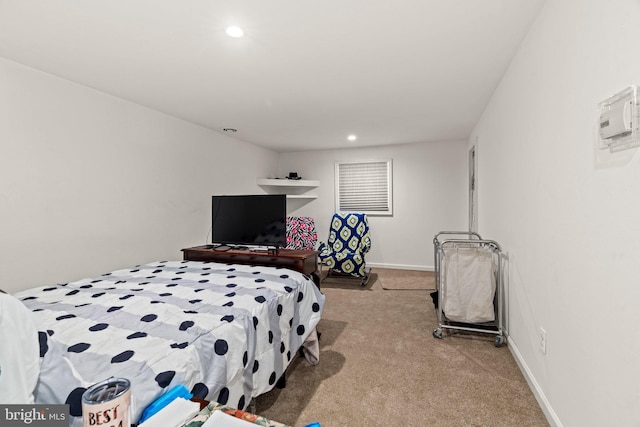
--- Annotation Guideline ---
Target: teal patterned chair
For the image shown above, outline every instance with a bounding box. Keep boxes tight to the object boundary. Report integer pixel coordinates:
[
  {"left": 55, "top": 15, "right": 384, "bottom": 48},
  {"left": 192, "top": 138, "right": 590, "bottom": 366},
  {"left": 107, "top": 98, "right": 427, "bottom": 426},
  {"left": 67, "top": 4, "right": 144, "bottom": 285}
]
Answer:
[{"left": 318, "top": 212, "right": 372, "bottom": 286}]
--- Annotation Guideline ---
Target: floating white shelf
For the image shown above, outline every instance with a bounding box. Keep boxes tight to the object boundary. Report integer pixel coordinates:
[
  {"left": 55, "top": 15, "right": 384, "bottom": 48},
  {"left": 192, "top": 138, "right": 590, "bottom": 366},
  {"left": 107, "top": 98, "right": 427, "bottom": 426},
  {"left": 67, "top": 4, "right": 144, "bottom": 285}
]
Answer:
[
  {"left": 257, "top": 178, "right": 320, "bottom": 188},
  {"left": 257, "top": 178, "right": 319, "bottom": 202},
  {"left": 286, "top": 194, "right": 318, "bottom": 199}
]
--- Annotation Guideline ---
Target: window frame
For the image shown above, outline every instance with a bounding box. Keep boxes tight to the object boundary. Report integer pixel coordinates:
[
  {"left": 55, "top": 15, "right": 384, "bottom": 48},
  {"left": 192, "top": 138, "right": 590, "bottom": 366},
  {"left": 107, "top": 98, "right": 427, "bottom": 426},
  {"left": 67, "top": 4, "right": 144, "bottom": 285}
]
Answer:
[{"left": 334, "top": 159, "right": 393, "bottom": 216}]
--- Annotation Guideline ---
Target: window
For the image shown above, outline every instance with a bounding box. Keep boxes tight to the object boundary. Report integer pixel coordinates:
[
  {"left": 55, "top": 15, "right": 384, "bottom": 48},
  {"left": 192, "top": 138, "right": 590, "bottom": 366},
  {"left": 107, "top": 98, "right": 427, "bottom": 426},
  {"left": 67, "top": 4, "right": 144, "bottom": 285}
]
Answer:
[{"left": 335, "top": 159, "right": 393, "bottom": 216}]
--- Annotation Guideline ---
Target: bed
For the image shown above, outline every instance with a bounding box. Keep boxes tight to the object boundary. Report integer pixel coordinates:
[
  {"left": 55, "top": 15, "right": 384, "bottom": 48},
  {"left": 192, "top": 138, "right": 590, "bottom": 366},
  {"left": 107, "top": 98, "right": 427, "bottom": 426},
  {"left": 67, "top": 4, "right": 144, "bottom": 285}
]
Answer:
[{"left": 14, "top": 259, "right": 325, "bottom": 425}]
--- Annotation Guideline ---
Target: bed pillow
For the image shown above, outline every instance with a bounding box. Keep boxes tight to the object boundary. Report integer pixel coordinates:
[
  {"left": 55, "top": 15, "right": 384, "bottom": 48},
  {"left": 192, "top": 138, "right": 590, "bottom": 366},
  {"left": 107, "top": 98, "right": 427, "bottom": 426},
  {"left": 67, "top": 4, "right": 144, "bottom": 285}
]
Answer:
[{"left": 0, "top": 292, "right": 41, "bottom": 403}]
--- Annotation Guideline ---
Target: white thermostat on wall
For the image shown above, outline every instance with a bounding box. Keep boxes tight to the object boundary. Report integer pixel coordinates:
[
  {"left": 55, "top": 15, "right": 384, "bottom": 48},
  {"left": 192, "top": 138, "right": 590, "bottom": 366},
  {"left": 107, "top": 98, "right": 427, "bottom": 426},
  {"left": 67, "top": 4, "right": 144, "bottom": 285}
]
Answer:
[{"left": 598, "top": 85, "right": 640, "bottom": 152}]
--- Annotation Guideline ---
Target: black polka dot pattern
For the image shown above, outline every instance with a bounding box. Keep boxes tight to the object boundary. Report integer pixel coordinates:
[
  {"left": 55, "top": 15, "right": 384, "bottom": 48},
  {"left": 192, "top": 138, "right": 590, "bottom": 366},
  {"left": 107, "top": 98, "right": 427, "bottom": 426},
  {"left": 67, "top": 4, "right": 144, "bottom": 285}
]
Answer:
[
  {"left": 68, "top": 343, "right": 91, "bottom": 353},
  {"left": 155, "top": 371, "right": 175, "bottom": 388},
  {"left": 217, "top": 387, "right": 230, "bottom": 404},
  {"left": 66, "top": 388, "right": 87, "bottom": 417},
  {"left": 127, "top": 332, "right": 147, "bottom": 339},
  {"left": 38, "top": 331, "right": 48, "bottom": 357},
  {"left": 191, "top": 383, "right": 209, "bottom": 399},
  {"left": 238, "top": 395, "right": 246, "bottom": 410},
  {"left": 111, "top": 350, "right": 134, "bottom": 363},
  {"left": 214, "top": 339, "right": 228, "bottom": 356},
  {"left": 179, "top": 321, "right": 194, "bottom": 331},
  {"left": 17, "top": 260, "right": 325, "bottom": 420},
  {"left": 171, "top": 342, "right": 188, "bottom": 349}
]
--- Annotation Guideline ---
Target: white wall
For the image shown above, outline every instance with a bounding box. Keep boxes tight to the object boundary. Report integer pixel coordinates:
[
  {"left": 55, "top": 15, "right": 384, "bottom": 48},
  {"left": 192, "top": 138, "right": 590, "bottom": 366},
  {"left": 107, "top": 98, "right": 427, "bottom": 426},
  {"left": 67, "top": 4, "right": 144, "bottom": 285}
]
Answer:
[
  {"left": 471, "top": 0, "right": 640, "bottom": 425},
  {"left": 278, "top": 141, "right": 468, "bottom": 270},
  {"left": 0, "top": 58, "right": 279, "bottom": 293}
]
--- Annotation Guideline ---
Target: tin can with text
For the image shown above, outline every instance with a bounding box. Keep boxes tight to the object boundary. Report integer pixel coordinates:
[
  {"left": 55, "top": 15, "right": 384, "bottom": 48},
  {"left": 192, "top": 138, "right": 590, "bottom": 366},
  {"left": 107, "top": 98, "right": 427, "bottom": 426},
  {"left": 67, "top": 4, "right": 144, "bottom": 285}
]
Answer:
[{"left": 81, "top": 378, "right": 131, "bottom": 427}]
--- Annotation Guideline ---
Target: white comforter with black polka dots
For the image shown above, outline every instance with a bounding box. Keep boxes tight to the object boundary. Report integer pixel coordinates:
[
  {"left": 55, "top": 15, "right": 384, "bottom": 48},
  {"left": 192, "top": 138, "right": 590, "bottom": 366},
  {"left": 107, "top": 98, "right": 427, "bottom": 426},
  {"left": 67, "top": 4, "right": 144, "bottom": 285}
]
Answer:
[{"left": 15, "top": 260, "right": 325, "bottom": 425}]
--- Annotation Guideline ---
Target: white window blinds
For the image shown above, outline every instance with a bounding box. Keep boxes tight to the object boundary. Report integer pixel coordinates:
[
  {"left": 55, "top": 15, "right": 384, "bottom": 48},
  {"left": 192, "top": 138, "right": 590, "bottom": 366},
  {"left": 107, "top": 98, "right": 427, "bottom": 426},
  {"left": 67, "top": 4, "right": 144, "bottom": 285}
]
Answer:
[{"left": 335, "top": 160, "right": 393, "bottom": 215}]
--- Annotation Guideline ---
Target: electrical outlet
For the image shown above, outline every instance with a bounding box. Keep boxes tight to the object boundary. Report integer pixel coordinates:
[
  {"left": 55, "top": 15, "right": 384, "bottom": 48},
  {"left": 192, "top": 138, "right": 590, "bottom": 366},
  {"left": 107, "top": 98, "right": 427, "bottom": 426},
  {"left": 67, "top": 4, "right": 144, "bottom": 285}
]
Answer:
[{"left": 539, "top": 327, "right": 547, "bottom": 354}]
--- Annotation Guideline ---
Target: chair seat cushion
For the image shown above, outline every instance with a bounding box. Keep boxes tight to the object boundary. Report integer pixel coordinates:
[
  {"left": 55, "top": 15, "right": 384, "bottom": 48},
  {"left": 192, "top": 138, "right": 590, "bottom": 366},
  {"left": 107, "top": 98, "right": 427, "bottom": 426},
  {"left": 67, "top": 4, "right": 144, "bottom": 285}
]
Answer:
[{"left": 319, "top": 248, "right": 366, "bottom": 277}]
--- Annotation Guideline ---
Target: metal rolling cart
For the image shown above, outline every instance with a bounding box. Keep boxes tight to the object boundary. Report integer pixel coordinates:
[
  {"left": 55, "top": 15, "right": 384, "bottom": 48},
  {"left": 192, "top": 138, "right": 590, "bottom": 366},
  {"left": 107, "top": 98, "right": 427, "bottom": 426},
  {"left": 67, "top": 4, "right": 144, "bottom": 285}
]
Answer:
[{"left": 432, "top": 231, "right": 504, "bottom": 347}]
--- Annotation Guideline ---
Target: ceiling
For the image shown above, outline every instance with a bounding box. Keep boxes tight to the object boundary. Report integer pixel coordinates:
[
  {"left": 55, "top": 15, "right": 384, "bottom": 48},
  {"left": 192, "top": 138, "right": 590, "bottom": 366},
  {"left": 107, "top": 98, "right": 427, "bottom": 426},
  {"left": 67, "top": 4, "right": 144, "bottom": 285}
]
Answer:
[{"left": 0, "top": 0, "right": 544, "bottom": 152}]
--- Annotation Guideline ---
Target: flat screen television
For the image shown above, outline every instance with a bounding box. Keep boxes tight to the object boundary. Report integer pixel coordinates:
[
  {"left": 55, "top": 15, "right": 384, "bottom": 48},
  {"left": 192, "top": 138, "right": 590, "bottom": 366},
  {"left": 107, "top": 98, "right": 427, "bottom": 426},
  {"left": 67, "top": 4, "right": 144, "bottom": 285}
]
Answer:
[{"left": 211, "top": 194, "right": 287, "bottom": 249}]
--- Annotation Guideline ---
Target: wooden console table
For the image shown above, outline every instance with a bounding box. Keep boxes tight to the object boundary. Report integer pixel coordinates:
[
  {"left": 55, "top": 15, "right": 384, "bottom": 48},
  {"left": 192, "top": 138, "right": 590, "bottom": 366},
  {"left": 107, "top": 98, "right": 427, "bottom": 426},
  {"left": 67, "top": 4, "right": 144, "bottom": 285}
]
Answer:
[{"left": 181, "top": 246, "right": 319, "bottom": 286}]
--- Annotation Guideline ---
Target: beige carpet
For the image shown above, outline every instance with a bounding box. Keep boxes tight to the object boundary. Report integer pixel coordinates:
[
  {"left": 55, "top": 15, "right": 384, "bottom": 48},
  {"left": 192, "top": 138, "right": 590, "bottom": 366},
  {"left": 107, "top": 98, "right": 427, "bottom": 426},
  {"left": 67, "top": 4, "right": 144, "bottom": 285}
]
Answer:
[
  {"left": 253, "top": 269, "right": 549, "bottom": 427},
  {"left": 375, "top": 268, "right": 435, "bottom": 290}
]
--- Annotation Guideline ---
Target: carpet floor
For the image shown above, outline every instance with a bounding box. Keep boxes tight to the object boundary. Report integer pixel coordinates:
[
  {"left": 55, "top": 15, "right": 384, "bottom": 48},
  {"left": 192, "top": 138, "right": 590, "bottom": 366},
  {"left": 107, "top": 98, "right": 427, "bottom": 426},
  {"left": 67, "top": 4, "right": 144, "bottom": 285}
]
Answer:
[{"left": 254, "top": 268, "right": 549, "bottom": 427}]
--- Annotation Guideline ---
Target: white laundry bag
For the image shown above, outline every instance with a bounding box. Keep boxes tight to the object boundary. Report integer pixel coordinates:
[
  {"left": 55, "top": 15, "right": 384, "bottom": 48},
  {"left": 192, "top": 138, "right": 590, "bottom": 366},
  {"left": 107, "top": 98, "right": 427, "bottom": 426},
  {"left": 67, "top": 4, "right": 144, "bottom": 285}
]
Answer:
[{"left": 442, "top": 245, "right": 496, "bottom": 323}]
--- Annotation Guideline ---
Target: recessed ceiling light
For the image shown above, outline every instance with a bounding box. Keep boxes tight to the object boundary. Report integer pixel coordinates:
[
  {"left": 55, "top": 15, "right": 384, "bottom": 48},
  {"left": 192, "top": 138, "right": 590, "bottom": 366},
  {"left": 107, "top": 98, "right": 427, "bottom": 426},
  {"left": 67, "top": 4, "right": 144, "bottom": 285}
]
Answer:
[
  {"left": 225, "top": 26, "right": 244, "bottom": 38},
  {"left": 347, "top": 134, "right": 357, "bottom": 141}
]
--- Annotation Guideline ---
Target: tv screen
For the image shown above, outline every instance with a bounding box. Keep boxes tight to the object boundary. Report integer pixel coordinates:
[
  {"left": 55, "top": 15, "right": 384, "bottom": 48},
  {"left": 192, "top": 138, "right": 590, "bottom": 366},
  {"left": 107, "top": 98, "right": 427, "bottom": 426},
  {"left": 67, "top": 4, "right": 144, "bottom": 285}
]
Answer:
[{"left": 211, "top": 194, "right": 287, "bottom": 248}]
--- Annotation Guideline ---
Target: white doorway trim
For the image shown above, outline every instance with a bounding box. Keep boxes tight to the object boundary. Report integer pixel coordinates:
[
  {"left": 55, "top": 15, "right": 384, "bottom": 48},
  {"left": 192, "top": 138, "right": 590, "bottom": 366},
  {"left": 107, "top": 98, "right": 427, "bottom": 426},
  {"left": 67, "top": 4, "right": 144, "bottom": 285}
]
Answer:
[{"left": 468, "top": 143, "right": 478, "bottom": 232}]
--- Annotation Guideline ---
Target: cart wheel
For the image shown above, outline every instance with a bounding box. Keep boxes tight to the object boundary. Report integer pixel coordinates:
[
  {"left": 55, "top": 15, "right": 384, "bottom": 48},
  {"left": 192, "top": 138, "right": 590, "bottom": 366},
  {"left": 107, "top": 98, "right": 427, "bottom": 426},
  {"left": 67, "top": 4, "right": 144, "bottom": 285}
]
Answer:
[
  {"left": 494, "top": 335, "right": 504, "bottom": 348},
  {"left": 433, "top": 328, "right": 443, "bottom": 339}
]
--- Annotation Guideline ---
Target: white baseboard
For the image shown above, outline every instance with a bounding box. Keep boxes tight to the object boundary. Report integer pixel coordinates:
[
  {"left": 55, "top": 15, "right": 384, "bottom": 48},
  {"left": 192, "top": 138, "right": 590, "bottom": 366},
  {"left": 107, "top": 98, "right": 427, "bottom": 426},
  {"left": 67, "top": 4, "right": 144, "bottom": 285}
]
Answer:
[
  {"left": 507, "top": 337, "right": 563, "bottom": 427},
  {"left": 366, "top": 262, "right": 434, "bottom": 272}
]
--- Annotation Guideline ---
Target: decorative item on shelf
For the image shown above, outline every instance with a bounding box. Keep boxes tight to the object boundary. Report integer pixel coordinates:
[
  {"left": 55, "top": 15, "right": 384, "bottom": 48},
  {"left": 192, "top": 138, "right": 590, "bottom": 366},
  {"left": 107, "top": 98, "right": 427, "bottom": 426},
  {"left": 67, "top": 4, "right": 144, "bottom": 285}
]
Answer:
[{"left": 287, "top": 172, "right": 302, "bottom": 180}]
